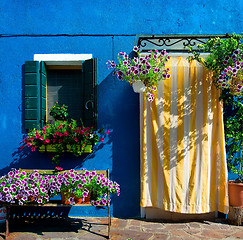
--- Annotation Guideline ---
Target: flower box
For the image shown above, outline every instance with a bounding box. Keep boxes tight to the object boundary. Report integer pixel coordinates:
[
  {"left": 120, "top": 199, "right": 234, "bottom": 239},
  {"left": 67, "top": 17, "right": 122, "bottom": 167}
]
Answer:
[{"left": 38, "top": 144, "right": 93, "bottom": 153}]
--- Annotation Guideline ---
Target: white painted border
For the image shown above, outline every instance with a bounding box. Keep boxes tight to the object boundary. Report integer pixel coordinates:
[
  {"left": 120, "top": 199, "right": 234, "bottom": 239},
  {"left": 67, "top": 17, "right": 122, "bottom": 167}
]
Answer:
[{"left": 33, "top": 54, "right": 93, "bottom": 66}]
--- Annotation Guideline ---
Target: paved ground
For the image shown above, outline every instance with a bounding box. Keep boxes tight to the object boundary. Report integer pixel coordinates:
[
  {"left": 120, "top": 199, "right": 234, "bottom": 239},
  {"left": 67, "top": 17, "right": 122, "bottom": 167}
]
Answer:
[{"left": 0, "top": 217, "right": 242, "bottom": 240}]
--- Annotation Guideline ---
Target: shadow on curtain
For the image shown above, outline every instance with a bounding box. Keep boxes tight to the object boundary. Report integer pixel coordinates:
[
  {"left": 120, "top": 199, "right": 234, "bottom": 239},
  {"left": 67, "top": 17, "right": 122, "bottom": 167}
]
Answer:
[{"left": 140, "top": 57, "right": 229, "bottom": 217}]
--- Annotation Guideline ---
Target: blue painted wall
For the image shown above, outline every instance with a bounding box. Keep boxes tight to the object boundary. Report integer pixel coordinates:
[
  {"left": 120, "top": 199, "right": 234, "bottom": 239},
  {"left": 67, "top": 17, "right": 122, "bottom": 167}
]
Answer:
[{"left": 0, "top": 0, "right": 242, "bottom": 218}]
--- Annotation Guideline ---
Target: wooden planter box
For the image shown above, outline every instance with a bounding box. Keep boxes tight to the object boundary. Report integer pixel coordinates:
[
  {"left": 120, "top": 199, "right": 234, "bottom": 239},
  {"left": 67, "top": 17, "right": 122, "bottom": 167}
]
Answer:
[{"left": 38, "top": 144, "right": 93, "bottom": 154}]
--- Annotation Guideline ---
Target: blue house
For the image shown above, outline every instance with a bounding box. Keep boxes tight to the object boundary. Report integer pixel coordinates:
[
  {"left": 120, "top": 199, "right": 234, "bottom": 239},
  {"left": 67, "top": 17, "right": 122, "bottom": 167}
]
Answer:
[{"left": 0, "top": 0, "right": 242, "bottom": 219}]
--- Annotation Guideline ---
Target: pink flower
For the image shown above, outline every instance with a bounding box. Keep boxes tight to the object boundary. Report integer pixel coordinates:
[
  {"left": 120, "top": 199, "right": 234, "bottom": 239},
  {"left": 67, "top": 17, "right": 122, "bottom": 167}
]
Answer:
[
  {"left": 39, "top": 136, "right": 44, "bottom": 141},
  {"left": 133, "top": 46, "right": 139, "bottom": 52},
  {"left": 59, "top": 139, "right": 63, "bottom": 143},
  {"left": 55, "top": 166, "right": 63, "bottom": 171},
  {"left": 31, "top": 146, "right": 36, "bottom": 152},
  {"left": 35, "top": 131, "right": 40, "bottom": 138},
  {"left": 74, "top": 137, "right": 78, "bottom": 142},
  {"left": 19, "top": 146, "right": 24, "bottom": 151},
  {"left": 44, "top": 139, "right": 50, "bottom": 144},
  {"left": 100, "top": 137, "right": 104, "bottom": 142}
]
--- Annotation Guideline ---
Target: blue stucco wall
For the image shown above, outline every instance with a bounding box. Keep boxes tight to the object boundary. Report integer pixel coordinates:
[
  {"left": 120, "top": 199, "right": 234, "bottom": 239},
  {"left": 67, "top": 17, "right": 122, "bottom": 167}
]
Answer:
[{"left": 0, "top": 0, "right": 242, "bottom": 218}]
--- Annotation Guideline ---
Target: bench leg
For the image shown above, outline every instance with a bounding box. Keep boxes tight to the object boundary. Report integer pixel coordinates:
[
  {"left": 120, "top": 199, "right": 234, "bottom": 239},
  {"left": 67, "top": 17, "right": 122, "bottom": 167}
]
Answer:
[
  {"left": 5, "top": 206, "right": 9, "bottom": 239},
  {"left": 108, "top": 204, "right": 111, "bottom": 239}
]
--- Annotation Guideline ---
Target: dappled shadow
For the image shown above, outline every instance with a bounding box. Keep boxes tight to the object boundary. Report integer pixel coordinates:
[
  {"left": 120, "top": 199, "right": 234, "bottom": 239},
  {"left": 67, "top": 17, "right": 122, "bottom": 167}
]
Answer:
[
  {"left": 0, "top": 132, "right": 112, "bottom": 176},
  {"left": 98, "top": 70, "right": 141, "bottom": 218},
  {"left": 0, "top": 216, "right": 109, "bottom": 239}
]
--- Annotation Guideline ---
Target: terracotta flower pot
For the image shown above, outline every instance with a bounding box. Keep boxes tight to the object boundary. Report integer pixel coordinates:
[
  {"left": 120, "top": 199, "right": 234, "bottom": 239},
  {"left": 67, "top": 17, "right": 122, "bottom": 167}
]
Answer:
[
  {"left": 60, "top": 192, "right": 90, "bottom": 204},
  {"left": 228, "top": 181, "right": 243, "bottom": 207}
]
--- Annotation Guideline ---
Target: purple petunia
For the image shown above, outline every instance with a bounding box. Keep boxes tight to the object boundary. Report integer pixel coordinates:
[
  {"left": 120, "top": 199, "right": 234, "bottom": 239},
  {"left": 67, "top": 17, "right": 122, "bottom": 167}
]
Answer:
[
  {"left": 133, "top": 57, "right": 138, "bottom": 64},
  {"left": 101, "top": 199, "right": 107, "bottom": 205},
  {"left": 134, "top": 69, "right": 139, "bottom": 75},
  {"left": 83, "top": 191, "right": 88, "bottom": 197},
  {"left": 3, "top": 187, "right": 9, "bottom": 193},
  {"left": 133, "top": 46, "right": 139, "bottom": 52}
]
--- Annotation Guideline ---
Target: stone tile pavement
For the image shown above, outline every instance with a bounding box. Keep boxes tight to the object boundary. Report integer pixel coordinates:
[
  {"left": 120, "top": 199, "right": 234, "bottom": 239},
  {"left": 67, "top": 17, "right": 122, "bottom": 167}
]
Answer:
[{"left": 0, "top": 217, "right": 242, "bottom": 240}]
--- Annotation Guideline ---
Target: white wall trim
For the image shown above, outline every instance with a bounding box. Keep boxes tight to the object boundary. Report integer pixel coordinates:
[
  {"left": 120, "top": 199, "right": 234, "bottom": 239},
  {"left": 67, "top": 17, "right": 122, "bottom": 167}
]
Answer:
[{"left": 33, "top": 54, "right": 93, "bottom": 66}]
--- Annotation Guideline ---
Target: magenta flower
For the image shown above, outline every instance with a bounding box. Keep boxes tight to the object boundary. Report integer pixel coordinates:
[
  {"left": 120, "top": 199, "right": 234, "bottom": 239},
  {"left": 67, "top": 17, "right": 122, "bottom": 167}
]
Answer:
[
  {"left": 101, "top": 199, "right": 107, "bottom": 205},
  {"left": 133, "top": 46, "right": 139, "bottom": 52},
  {"left": 55, "top": 166, "right": 63, "bottom": 171},
  {"left": 83, "top": 191, "right": 88, "bottom": 197}
]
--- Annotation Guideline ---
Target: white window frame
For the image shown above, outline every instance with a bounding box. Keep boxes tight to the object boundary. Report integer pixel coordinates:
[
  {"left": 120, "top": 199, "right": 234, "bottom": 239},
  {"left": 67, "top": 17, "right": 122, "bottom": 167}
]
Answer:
[{"left": 33, "top": 54, "right": 93, "bottom": 66}]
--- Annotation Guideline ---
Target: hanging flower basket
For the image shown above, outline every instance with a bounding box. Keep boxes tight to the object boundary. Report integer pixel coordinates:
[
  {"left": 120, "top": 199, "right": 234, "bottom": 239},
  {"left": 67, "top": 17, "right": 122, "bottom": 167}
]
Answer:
[
  {"left": 107, "top": 46, "right": 170, "bottom": 102},
  {"left": 132, "top": 80, "right": 146, "bottom": 93}
]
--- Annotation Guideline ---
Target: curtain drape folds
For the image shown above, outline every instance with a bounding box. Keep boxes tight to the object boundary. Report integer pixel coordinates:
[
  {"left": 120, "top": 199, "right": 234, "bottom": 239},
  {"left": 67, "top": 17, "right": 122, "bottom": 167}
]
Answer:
[{"left": 140, "top": 57, "right": 229, "bottom": 214}]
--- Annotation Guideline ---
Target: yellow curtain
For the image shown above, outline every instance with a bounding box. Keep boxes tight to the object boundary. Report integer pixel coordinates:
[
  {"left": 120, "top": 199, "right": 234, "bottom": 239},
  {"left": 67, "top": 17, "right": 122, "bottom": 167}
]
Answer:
[{"left": 140, "top": 57, "right": 229, "bottom": 214}]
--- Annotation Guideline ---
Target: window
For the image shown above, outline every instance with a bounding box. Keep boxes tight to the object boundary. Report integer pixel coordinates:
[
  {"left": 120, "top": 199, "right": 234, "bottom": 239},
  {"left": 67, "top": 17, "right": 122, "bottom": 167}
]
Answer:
[{"left": 24, "top": 55, "right": 98, "bottom": 130}]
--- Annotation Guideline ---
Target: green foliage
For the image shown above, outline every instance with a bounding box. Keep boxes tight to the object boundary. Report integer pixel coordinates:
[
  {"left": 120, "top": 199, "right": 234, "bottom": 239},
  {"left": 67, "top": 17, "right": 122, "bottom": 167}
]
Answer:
[
  {"left": 188, "top": 33, "right": 243, "bottom": 95},
  {"left": 188, "top": 33, "right": 243, "bottom": 182},
  {"left": 222, "top": 90, "right": 243, "bottom": 182},
  {"left": 50, "top": 102, "right": 69, "bottom": 121},
  {"left": 21, "top": 104, "right": 106, "bottom": 167}
]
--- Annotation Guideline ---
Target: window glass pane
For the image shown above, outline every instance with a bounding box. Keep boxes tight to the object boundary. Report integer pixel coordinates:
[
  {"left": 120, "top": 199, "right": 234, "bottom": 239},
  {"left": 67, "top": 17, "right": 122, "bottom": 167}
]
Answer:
[{"left": 46, "top": 69, "right": 83, "bottom": 123}]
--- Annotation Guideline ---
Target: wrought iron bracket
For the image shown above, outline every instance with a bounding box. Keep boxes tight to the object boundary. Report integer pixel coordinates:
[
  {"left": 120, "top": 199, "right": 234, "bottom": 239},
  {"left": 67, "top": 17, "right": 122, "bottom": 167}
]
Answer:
[{"left": 135, "top": 34, "right": 229, "bottom": 52}]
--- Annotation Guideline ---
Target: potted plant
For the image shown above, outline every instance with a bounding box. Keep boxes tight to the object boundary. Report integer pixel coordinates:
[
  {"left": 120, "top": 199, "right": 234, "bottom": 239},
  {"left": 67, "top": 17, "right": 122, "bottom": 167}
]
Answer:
[
  {"left": 20, "top": 104, "right": 107, "bottom": 166},
  {"left": 49, "top": 102, "right": 69, "bottom": 121},
  {"left": 188, "top": 33, "right": 243, "bottom": 207},
  {"left": 107, "top": 46, "right": 171, "bottom": 102},
  {"left": 59, "top": 169, "right": 120, "bottom": 206},
  {"left": 188, "top": 33, "right": 243, "bottom": 95},
  {"left": 0, "top": 169, "right": 61, "bottom": 205},
  {"left": 223, "top": 91, "right": 243, "bottom": 207},
  {"left": 0, "top": 169, "right": 120, "bottom": 206}
]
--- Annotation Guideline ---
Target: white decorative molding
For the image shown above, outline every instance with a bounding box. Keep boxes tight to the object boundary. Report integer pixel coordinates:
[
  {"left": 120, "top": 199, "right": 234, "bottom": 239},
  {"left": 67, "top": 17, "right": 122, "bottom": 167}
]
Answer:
[{"left": 33, "top": 54, "right": 93, "bottom": 65}]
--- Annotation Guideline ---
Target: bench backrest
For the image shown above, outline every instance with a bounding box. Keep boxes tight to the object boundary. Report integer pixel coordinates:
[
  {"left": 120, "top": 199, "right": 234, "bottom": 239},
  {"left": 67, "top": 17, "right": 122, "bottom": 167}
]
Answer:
[{"left": 19, "top": 169, "right": 108, "bottom": 178}]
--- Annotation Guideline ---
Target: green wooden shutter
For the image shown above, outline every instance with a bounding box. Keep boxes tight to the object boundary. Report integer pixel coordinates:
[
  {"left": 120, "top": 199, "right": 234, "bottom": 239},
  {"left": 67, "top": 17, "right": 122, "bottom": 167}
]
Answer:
[
  {"left": 25, "top": 61, "right": 47, "bottom": 130},
  {"left": 82, "top": 58, "right": 98, "bottom": 129},
  {"left": 40, "top": 62, "right": 47, "bottom": 127}
]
